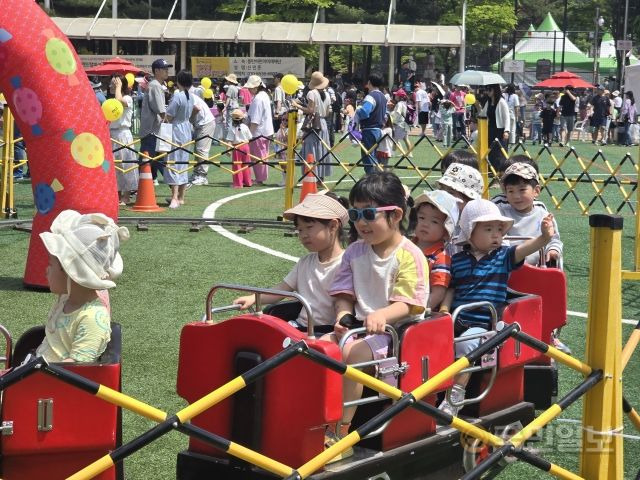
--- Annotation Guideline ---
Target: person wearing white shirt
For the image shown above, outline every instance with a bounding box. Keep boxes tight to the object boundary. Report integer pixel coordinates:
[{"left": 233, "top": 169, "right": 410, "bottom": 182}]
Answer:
[
  {"left": 188, "top": 88, "right": 216, "bottom": 186},
  {"left": 478, "top": 84, "right": 510, "bottom": 170},
  {"left": 503, "top": 84, "right": 520, "bottom": 145},
  {"left": 414, "top": 83, "right": 430, "bottom": 135},
  {"left": 109, "top": 75, "right": 138, "bottom": 205},
  {"left": 245, "top": 75, "right": 274, "bottom": 185}
]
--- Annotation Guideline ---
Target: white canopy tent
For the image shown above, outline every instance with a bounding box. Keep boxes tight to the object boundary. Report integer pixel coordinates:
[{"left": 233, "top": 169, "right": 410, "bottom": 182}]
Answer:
[
  {"left": 52, "top": 16, "right": 461, "bottom": 83},
  {"left": 52, "top": 17, "right": 462, "bottom": 47}
]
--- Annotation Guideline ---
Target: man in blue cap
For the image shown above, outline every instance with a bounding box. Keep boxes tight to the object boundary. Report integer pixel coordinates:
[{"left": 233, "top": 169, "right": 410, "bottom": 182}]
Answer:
[{"left": 140, "top": 58, "right": 172, "bottom": 183}]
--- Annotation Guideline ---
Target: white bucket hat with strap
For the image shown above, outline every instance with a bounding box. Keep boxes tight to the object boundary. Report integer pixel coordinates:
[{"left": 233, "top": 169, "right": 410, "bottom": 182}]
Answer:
[{"left": 40, "top": 210, "right": 130, "bottom": 290}]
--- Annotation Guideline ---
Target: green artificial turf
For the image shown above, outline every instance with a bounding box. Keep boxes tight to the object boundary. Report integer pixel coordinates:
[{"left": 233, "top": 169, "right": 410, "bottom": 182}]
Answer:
[{"left": 1, "top": 137, "right": 639, "bottom": 479}]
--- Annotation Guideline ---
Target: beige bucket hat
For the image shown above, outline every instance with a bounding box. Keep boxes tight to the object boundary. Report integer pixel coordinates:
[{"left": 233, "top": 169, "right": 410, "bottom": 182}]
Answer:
[
  {"left": 283, "top": 193, "right": 349, "bottom": 226},
  {"left": 40, "top": 210, "right": 130, "bottom": 290},
  {"left": 244, "top": 75, "right": 264, "bottom": 89},
  {"left": 308, "top": 71, "right": 329, "bottom": 90},
  {"left": 224, "top": 73, "right": 239, "bottom": 85}
]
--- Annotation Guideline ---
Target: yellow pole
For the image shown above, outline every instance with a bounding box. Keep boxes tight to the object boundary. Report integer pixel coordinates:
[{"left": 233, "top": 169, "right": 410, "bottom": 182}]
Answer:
[
  {"left": 477, "top": 116, "right": 489, "bottom": 199},
  {"left": 636, "top": 143, "right": 640, "bottom": 271},
  {"left": 0, "top": 107, "right": 9, "bottom": 216},
  {"left": 580, "top": 214, "right": 624, "bottom": 479},
  {"left": 7, "top": 112, "right": 15, "bottom": 218},
  {"left": 284, "top": 109, "right": 297, "bottom": 212}
]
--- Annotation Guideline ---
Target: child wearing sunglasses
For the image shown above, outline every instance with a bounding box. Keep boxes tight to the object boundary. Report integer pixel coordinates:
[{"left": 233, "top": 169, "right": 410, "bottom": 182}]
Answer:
[
  {"left": 327, "top": 171, "right": 429, "bottom": 455},
  {"left": 233, "top": 192, "right": 349, "bottom": 331}
]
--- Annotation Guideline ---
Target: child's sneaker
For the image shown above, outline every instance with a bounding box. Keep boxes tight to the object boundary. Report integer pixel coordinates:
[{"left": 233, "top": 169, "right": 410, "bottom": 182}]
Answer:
[
  {"left": 552, "top": 336, "right": 572, "bottom": 355},
  {"left": 189, "top": 175, "right": 209, "bottom": 186},
  {"left": 324, "top": 431, "right": 354, "bottom": 463},
  {"left": 438, "top": 384, "right": 466, "bottom": 417}
]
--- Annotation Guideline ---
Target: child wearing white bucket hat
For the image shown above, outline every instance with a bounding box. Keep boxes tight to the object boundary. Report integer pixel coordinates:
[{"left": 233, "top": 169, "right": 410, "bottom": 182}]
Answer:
[
  {"left": 411, "top": 190, "right": 460, "bottom": 310},
  {"left": 36, "top": 210, "right": 129, "bottom": 363},
  {"left": 437, "top": 163, "right": 484, "bottom": 206},
  {"left": 438, "top": 198, "right": 555, "bottom": 416}
]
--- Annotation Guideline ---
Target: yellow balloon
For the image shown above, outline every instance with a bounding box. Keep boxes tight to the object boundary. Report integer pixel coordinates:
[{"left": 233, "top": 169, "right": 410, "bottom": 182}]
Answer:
[
  {"left": 167, "top": 80, "right": 174, "bottom": 88},
  {"left": 281, "top": 74, "right": 299, "bottom": 95},
  {"left": 203, "top": 88, "right": 214, "bottom": 99},
  {"left": 201, "top": 77, "right": 212, "bottom": 89},
  {"left": 125, "top": 73, "right": 135, "bottom": 88},
  {"left": 464, "top": 93, "right": 476, "bottom": 105},
  {"left": 101, "top": 98, "right": 123, "bottom": 122}
]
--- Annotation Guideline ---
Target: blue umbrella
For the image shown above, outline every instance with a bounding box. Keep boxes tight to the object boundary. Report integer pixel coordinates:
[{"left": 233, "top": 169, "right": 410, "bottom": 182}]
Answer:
[{"left": 449, "top": 70, "right": 507, "bottom": 86}]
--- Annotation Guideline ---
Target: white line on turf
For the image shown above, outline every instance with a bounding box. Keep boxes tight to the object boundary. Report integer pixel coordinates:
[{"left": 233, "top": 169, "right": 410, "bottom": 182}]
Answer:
[
  {"left": 205, "top": 188, "right": 639, "bottom": 326},
  {"left": 203, "top": 187, "right": 300, "bottom": 263},
  {"left": 555, "top": 418, "right": 640, "bottom": 441},
  {"left": 567, "top": 310, "right": 636, "bottom": 326}
]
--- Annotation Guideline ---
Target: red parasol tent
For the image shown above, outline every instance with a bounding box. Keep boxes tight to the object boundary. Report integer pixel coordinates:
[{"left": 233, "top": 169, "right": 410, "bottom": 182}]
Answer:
[
  {"left": 84, "top": 57, "right": 146, "bottom": 76},
  {"left": 533, "top": 71, "right": 594, "bottom": 89}
]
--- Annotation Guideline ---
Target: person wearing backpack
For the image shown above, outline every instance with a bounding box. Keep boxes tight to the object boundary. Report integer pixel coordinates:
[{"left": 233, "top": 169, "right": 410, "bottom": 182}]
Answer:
[{"left": 390, "top": 89, "right": 413, "bottom": 157}]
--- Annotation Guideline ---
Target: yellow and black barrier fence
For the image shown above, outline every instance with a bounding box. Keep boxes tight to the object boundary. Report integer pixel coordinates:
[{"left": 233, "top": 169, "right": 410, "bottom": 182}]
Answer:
[
  {"left": 0, "top": 310, "right": 618, "bottom": 480},
  {"left": 0, "top": 107, "right": 28, "bottom": 218}
]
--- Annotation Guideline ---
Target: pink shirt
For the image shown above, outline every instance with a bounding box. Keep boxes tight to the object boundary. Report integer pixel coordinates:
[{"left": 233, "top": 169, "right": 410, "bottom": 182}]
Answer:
[{"left": 451, "top": 90, "right": 465, "bottom": 113}]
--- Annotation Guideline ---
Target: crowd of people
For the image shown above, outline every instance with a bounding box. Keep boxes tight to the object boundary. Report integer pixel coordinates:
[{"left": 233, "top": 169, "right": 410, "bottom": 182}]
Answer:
[{"left": 4, "top": 57, "right": 638, "bottom": 209}]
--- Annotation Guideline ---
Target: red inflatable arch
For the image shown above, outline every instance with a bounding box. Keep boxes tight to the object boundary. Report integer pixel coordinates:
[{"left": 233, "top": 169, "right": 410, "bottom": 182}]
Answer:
[{"left": 0, "top": 0, "right": 118, "bottom": 288}]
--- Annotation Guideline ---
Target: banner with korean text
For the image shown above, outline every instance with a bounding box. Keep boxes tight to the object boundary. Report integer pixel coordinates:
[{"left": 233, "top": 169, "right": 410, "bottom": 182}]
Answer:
[{"left": 191, "top": 57, "right": 305, "bottom": 79}]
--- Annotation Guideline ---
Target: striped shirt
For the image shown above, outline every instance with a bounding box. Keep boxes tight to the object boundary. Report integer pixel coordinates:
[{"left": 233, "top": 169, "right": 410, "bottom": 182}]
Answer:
[{"left": 450, "top": 245, "right": 523, "bottom": 332}]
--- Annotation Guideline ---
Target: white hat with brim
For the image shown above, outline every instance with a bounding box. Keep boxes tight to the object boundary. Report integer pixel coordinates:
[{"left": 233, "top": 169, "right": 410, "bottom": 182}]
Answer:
[
  {"left": 40, "top": 210, "right": 129, "bottom": 290},
  {"left": 243, "top": 75, "right": 264, "bottom": 89},
  {"left": 456, "top": 199, "right": 513, "bottom": 245},
  {"left": 224, "top": 73, "right": 238, "bottom": 85},
  {"left": 438, "top": 163, "right": 484, "bottom": 200},
  {"left": 413, "top": 190, "right": 461, "bottom": 240},
  {"left": 283, "top": 193, "right": 349, "bottom": 226},
  {"left": 308, "top": 71, "right": 329, "bottom": 90}
]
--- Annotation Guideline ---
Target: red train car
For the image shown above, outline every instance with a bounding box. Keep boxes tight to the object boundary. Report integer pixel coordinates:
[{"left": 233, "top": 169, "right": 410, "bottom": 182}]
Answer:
[
  {"left": 0, "top": 324, "right": 122, "bottom": 480},
  {"left": 175, "top": 267, "right": 564, "bottom": 480}
]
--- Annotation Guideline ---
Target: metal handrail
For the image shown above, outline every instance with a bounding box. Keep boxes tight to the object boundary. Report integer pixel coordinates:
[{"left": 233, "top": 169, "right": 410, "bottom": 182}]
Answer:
[
  {"left": 0, "top": 324, "right": 12, "bottom": 369},
  {"left": 337, "top": 323, "right": 402, "bottom": 439},
  {"left": 449, "top": 301, "right": 500, "bottom": 408},
  {"left": 205, "top": 283, "right": 317, "bottom": 338}
]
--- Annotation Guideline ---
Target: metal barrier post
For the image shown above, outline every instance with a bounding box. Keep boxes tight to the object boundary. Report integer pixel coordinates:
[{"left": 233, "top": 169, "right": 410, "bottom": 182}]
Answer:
[
  {"left": 284, "top": 109, "right": 298, "bottom": 212},
  {"left": 477, "top": 116, "right": 489, "bottom": 199},
  {"left": 0, "top": 107, "right": 15, "bottom": 218},
  {"left": 580, "top": 214, "right": 624, "bottom": 479},
  {"left": 636, "top": 146, "right": 640, "bottom": 271}
]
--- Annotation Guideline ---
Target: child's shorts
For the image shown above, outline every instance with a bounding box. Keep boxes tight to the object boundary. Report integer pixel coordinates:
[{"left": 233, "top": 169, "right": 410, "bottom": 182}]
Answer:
[
  {"left": 454, "top": 327, "right": 488, "bottom": 358},
  {"left": 363, "top": 333, "right": 392, "bottom": 360}
]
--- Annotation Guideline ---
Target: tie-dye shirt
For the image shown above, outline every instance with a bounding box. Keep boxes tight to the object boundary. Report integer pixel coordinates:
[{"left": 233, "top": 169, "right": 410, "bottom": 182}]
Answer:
[
  {"left": 36, "top": 296, "right": 111, "bottom": 363},
  {"left": 330, "top": 237, "right": 429, "bottom": 321}
]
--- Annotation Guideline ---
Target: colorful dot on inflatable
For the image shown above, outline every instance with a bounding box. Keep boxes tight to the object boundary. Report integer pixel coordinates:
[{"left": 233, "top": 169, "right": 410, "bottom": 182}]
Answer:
[
  {"left": 10, "top": 76, "right": 43, "bottom": 136},
  {"left": 0, "top": 0, "right": 118, "bottom": 288},
  {"left": 63, "top": 129, "right": 109, "bottom": 172},
  {"left": 42, "top": 29, "right": 79, "bottom": 86},
  {"left": 34, "top": 179, "right": 64, "bottom": 215}
]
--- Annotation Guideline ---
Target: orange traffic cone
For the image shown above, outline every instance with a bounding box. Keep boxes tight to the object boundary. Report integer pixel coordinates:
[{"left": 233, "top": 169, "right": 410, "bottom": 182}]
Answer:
[
  {"left": 131, "top": 153, "right": 164, "bottom": 212},
  {"left": 300, "top": 153, "right": 318, "bottom": 202}
]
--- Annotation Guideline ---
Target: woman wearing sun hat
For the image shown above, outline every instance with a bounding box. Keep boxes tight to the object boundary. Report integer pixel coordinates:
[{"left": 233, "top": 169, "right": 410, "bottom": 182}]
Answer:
[
  {"left": 223, "top": 73, "right": 240, "bottom": 135},
  {"left": 292, "top": 71, "right": 332, "bottom": 180},
  {"left": 245, "top": 74, "right": 274, "bottom": 185}
]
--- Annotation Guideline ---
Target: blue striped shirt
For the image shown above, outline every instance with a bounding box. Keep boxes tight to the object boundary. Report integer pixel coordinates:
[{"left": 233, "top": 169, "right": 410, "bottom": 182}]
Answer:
[{"left": 450, "top": 245, "right": 523, "bottom": 332}]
